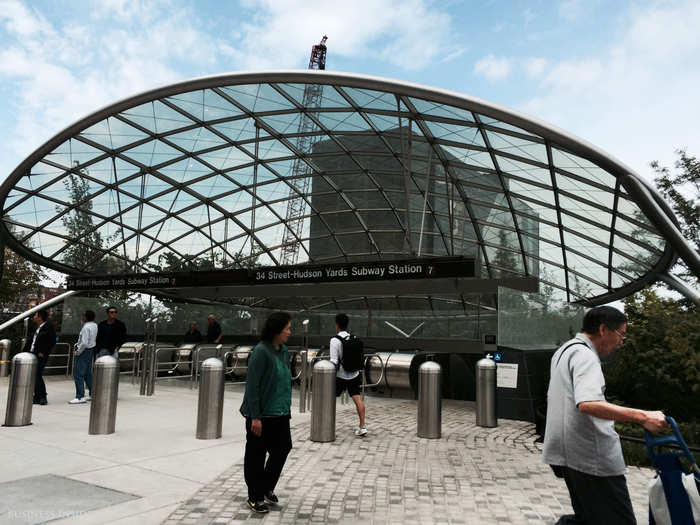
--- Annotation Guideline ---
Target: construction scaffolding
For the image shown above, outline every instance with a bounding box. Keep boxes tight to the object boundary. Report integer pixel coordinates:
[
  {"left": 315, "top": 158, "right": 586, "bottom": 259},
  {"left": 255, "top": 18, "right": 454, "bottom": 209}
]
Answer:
[{"left": 279, "top": 36, "right": 328, "bottom": 266}]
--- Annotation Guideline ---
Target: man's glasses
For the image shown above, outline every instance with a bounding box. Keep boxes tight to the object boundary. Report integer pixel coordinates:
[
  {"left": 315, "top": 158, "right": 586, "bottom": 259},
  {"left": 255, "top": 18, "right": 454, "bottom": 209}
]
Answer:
[
  {"left": 613, "top": 328, "right": 627, "bottom": 341},
  {"left": 108, "top": 310, "right": 117, "bottom": 314}
]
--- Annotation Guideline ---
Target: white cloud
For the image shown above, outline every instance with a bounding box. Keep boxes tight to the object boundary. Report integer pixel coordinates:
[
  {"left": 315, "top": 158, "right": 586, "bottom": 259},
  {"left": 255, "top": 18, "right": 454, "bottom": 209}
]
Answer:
[
  {"left": 558, "top": 0, "right": 583, "bottom": 21},
  {"left": 231, "top": 0, "right": 459, "bottom": 70},
  {"left": 473, "top": 54, "right": 512, "bottom": 81},
  {"left": 525, "top": 57, "right": 548, "bottom": 78},
  {"left": 520, "top": 0, "right": 700, "bottom": 179},
  {"left": 0, "top": 0, "right": 225, "bottom": 165},
  {"left": 0, "top": 0, "right": 53, "bottom": 36}
]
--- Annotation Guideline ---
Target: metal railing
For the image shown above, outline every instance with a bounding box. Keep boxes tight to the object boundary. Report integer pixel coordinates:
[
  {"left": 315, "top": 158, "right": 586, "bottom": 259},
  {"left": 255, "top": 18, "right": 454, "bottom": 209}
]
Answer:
[
  {"left": 45, "top": 342, "right": 72, "bottom": 376},
  {"left": 222, "top": 347, "right": 251, "bottom": 386},
  {"left": 190, "top": 344, "right": 228, "bottom": 389},
  {"left": 360, "top": 352, "right": 385, "bottom": 401}
]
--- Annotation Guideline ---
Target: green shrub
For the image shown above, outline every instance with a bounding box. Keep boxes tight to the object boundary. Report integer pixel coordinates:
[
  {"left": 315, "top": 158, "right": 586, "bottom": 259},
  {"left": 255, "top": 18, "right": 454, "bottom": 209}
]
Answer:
[{"left": 605, "top": 289, "right": 700, "bottom": 422}]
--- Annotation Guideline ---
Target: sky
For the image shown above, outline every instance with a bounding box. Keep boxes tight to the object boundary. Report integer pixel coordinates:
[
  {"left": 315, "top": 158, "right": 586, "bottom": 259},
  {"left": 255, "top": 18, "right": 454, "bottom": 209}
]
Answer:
[{"left": 1, "top": 0, "right": 699, "bottom": 187}]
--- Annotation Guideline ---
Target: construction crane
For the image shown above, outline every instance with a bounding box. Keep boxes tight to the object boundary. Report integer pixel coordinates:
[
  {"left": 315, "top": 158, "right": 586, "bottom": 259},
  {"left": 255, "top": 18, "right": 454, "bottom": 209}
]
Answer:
[{"left": 279, "top": 35, "right": 328, "bottom": 266}]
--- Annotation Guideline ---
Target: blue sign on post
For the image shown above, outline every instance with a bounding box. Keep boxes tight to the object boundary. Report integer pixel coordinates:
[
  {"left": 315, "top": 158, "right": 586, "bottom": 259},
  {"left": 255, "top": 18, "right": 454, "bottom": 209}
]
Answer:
[{"left": 493, "top": 352, "right": 502, "bottom": 362}]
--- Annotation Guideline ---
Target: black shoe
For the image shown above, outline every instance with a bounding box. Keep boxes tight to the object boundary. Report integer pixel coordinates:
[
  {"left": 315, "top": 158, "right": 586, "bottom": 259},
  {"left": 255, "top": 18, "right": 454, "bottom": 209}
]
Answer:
[
  {"left": 264, "top": 491, "right": 279, "bottom": 504},
  {"left": 33, "top": 399, "right": 40, "bottom": 405},
  {"left": 39, "top": 399, "right": 48, "bottom": 405},
  {"left": 247, "top": 500, "right": 269, "bottom": 513}
]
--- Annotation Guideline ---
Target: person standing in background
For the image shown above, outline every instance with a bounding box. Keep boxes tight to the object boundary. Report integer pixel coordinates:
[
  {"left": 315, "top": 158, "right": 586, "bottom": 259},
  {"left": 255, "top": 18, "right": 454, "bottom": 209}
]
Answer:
[
  {"left": 69, "top": 309, "right": 97, "bottom": 404},
  {"left": 96, "top": 306, "right": 127, "bottom": 359},
  {"left": 23, "top": 309, "right": 56, "bottom": 405},
  {"left": 183, "top": 321, "right": 203, "bottom": 344},
  {"left": 206, "top": 314, "right": 222, "bottom": 344}
]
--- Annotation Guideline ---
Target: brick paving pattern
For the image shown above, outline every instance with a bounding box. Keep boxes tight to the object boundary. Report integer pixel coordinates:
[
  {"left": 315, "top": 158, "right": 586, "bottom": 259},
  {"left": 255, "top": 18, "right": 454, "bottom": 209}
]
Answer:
[{"left": 163, "top": 397, "right": 652, "bottom": 524}]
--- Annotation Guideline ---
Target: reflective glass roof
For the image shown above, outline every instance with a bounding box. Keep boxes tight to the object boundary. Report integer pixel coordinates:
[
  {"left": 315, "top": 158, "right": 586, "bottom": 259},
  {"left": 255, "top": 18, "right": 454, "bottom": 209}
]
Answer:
[{"left": 0, "top": 71, "right": 672, "bottom": 304}]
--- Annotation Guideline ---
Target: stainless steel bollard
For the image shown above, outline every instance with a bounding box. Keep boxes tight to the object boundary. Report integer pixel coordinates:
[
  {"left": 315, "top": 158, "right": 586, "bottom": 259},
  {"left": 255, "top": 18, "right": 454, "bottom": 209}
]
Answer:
[
  {"left": 310, "top": 360, "right": 336, "bottom": 442},
  {"left": 3, "top": 353, "right": 37, "bottom": 427},
  {"left": 196, "top": 358, "right": 224, "bottom": 439},
  {"left": 417, "top": 361, "right": 441, "bottom": 438},
  {"left": 0, "top": 339, "right": 11, "bottom": 377},
  {"left": 89, "top": 356, "right": 120, "bottom": 435},
  {"left": 476, "top": 357, "right": 497, "bottom": 427}
]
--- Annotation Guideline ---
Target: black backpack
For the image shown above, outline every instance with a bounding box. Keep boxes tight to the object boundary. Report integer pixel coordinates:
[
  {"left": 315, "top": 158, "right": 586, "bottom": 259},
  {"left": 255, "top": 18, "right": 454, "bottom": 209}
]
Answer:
[{"left": 334, "top": 334, "right": 365, "bottom": 372}]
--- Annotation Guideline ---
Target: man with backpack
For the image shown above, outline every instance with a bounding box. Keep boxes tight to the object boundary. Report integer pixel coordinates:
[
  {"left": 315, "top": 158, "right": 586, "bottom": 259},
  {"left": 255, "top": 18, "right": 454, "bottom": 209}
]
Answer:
[{"left": 330, "top": 313, "right": 367, "bottom": 437}]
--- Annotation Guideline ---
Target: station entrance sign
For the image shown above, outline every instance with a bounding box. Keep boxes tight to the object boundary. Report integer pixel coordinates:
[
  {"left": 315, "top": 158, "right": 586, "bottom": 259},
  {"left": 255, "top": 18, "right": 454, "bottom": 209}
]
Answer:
[{"left": 66, "top": 257, "right": 476, "bottom": 291}]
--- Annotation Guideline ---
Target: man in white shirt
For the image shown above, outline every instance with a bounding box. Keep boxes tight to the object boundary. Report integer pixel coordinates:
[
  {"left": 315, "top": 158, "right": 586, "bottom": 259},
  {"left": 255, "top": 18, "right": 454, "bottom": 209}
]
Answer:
[
  {"left": 543, "top": 306, "right": 668, "bottom": 524},
  {"left": 70, "top": 310, "right": 97, "bottom": 404},
  {"left": 330, "top": 313, "right": 367, "bottom": 437}
]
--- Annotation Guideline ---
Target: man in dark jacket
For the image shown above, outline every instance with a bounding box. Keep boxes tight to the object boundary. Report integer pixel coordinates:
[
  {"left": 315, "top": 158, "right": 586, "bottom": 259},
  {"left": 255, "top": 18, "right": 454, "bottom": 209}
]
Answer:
[
  {"left": 206, "top": 314, "right": 222, "bottom": 344},
  {"left": 95, "top": 306, "right": 127, "bottom": 359},
  {"left": 23, "top": 309, "right": 56, "bottom": 405},
  {"left": 182, "top": 321, "right": 203, "bottom": 344}
]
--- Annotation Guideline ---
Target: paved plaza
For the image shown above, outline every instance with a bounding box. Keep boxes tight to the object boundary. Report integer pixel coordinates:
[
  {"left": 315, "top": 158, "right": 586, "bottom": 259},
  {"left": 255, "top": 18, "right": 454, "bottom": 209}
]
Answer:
[
  {"left": 1, "top": 375, "right": 653, "bottom": 524},
  {"left": 162, "top": 398, "right": 653, "bottom": 525}
]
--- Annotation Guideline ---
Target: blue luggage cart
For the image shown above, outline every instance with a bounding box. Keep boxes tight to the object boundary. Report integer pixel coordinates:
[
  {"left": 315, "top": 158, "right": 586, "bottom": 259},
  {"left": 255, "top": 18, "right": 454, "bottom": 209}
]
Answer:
[{"left": 645, "top": 416, "right": 700, "bottom": 524}]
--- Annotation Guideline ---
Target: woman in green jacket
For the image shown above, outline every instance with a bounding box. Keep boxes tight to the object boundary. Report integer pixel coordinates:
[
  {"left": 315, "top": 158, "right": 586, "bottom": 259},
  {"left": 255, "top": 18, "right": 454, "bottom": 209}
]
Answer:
[{"left": 240, "top": 311, "right": 292, "bottom": 514}]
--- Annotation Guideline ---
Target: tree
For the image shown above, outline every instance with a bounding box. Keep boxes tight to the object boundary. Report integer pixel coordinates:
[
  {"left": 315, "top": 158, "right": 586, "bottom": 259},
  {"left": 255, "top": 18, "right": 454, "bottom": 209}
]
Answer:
[
  {"left": 651, "top": 150, "right": 699, "bottom": 289},
  {"left": 0, "top": 224, "right": 45, "bottom": 311},
  {"left": 59, "top": 164, "right": 115, "bottom": 271},
  {"left": 606, "top": 289, "right": 700, "bottom": 421}
]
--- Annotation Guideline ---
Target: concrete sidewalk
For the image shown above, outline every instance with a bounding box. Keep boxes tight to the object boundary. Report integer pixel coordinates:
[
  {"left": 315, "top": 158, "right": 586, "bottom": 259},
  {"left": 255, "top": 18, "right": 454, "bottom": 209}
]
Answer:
[{"left": 0, "top": 375, "right": 310, "bottom": 525}]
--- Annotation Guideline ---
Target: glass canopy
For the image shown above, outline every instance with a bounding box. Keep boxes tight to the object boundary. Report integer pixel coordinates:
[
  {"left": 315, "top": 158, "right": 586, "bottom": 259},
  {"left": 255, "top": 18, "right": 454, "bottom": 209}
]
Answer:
[{"left": 0, "top": 72, "right": 671, "bottom": 305}]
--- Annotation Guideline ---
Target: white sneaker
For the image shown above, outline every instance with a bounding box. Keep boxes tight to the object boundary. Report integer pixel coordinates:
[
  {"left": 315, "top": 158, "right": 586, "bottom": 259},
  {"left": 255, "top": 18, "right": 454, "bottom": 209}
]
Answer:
[
  {"left": 354, "top": 427, "right": 368, "bottom": 437},
  {"left": 83, "top": 395, "right": 91, "bottom": 401},
  {"left": 68, "top": 398, "right": 86, "bottom": 404}
]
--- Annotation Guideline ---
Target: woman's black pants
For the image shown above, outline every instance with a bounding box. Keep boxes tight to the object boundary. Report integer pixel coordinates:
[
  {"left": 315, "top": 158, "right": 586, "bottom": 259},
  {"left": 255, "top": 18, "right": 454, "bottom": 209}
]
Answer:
[{"left": 244, "top": 416, "right": 292, "bottom": 502}]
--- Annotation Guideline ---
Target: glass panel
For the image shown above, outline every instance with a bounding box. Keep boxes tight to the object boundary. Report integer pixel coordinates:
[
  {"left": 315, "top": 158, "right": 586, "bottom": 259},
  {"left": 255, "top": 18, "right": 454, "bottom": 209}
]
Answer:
[
  {"left": 453, "top": 167, "right": 502, "bottom": 190},
  {"left": 122, "top": 139, "right": 183, "bottom": 166},
  {"left": 197, "top": 145, "right": 252, "bottom": 170},
  {"left": 443, "top": 148, "right": 494, "bottom": 170},
  {"left": 561, "top": 216, "right": 610, "bottom": 248},
  {"left": 80, "top": 117, "right": 151, "bottom": 150},
  {"left": 423, "top": 120, "right": 484, "bottom": 146},
  {"left": 336, "top": 232, "right": 375, "bottom": 254},
  {"left": 219, "top": 84, "right": 296, "bottom": 112},
  {"left": 559, "top": 194, "right": 613, "bottom": 227},
  {"left": 342, "top": 87, "right": 399, "bottom": 111},
  {"left": 278, "top": 83, "right": 353, "bottom": 109},
  {"left": 507, "top": 179, "right": 556, "bottom": 206},
  {"left": 211, "top": 118, "right": 258, "bottom": 143},
  {"left": 497, "top": 156, "right": 552, "bottom": 186},
  {"left": 167, "top": 127, "right": 228, "bottom": 153},
  {"left": 259, "top": 111, "right": 321, "bottom": 135},
  {"left": 481, "top": 118, "right": 538, "bottom": 138},
  {"left": 316, "top": 111, "right": 369, "bottom": 132},
  {"left": 551, "top": 147, "right": 618, "bottom": 187},
  {"left": 614, "top": 216, "right": 665, "bottom": 251},
  {"left": 365, "top": 112, "right": 401, "bottom": 132},
  {"left": 498, "top": 285, "right": 584, "bottom": 347},
  {"left": 158, "top": 158, "right": 211, "bottom": 183},
  {"left": 486, "top": 130, "right": 548, "bottom": 164},
  {"left": 536, "top": 242, "right": 565, "bottom": 266},
  {"left": 409, "top": 97, "right": 475, "bottom": 122},
  {"left": 556, "top": 172, "right": 615, "bottom": 209}
]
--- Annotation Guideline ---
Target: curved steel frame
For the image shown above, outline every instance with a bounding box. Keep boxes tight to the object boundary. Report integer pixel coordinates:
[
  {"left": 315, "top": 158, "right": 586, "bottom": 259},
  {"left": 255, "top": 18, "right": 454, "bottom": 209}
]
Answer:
[{"left": 0, "top": 70, "right": 691, "bottom": 305}]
